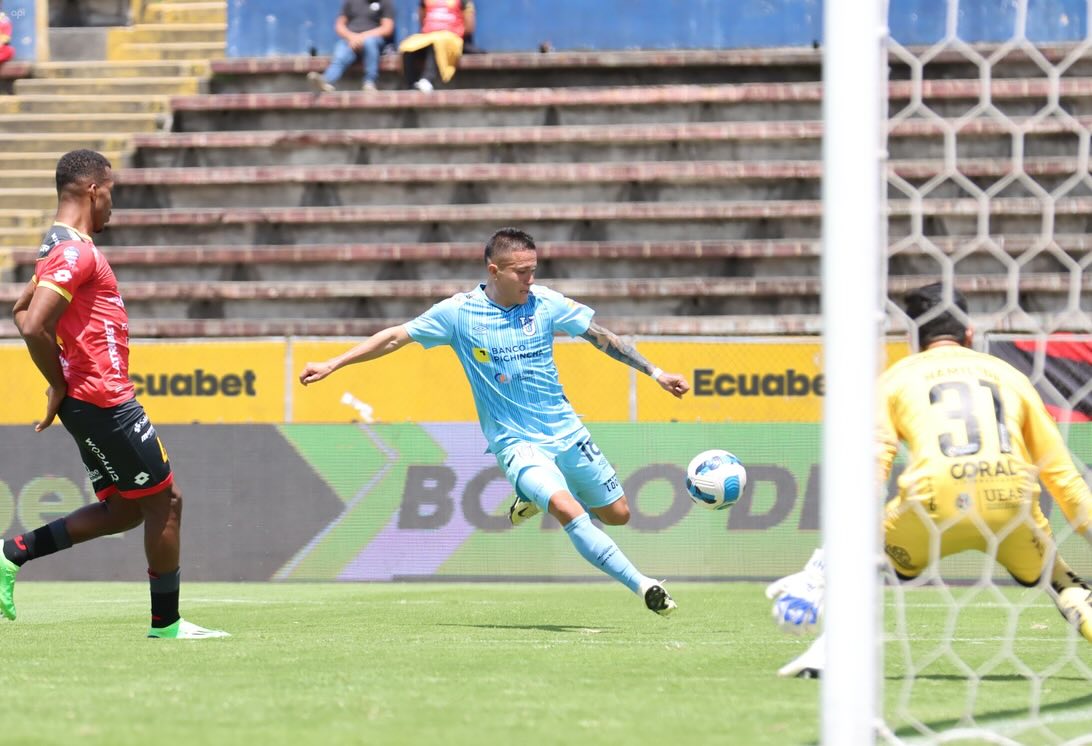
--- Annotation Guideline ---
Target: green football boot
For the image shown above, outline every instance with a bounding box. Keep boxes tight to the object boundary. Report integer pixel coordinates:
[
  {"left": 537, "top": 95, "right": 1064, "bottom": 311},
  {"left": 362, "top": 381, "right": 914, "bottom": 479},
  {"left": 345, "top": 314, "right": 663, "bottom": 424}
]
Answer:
[
  {"left": 147, "top": 618, "right": 230, "bottom": 639},
  {"left": 0, "top": 540, "right": 19, "bottom": 621}
]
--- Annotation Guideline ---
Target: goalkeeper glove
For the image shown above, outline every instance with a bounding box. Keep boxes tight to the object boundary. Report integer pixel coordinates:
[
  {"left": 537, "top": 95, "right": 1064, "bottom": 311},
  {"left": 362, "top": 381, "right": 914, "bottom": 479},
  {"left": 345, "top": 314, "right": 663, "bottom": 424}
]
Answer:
[{"left": 765, "top": 547, "right": 825, "bottom": 635}]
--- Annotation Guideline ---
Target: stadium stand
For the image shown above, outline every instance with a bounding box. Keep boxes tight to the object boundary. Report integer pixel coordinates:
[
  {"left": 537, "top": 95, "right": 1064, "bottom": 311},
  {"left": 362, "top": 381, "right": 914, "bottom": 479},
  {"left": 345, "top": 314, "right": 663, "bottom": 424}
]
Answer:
[
  {"left": 2, "top": 43, "right": 1091, "bottom": 337},
  {"left": 0, "top": 60, "right": 31, "bottom": 94},
  {"left": 0, "top": 0, "right": 223, "bottom": 253}
]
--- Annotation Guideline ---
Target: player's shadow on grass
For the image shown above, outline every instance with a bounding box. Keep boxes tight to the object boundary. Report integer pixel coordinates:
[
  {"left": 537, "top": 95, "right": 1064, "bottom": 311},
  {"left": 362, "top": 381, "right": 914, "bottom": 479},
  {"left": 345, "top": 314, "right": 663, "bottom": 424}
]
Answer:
[
  {"left": 439, "top": 623, "right": 619, "bottom": 634},
  {"left": 889, "top": 691, "right": 1092, "bottom": 739}
]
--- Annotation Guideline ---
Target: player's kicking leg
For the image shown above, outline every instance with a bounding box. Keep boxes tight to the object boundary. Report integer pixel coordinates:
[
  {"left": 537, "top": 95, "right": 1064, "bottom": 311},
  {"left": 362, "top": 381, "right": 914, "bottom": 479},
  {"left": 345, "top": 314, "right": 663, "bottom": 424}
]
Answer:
[
  {"left": 0, "top": 541, "right": 20, "bottom": 621},
  {"left": 0, "top": 498, "right": 142, "bottom": 621},
  {"left": 553, "top": 494, "right": 676, "bottom": 617},
  {"left": 778, "top": 633, "right": 825, "bottom": 678},
  {"left": 508, "top": 496, "right": 541, "bottom": 526},
  {"left": 766, "top": 548, "right": 825, "bottom": 676}
]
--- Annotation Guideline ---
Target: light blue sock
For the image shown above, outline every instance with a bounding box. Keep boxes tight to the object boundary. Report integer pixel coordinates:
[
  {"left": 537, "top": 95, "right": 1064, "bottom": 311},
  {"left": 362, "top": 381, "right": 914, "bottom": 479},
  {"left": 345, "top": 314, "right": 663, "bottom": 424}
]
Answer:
[{"left": 563, "top": 513, "right": 649, "bottom": 593}]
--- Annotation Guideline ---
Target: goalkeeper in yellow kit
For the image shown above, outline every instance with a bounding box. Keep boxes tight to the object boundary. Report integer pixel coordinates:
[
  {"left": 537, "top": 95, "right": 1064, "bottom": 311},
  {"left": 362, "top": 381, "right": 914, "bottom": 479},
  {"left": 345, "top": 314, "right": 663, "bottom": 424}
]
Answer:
[{"left": 766, "top": 282, "right": 1092, "bottom": 678}]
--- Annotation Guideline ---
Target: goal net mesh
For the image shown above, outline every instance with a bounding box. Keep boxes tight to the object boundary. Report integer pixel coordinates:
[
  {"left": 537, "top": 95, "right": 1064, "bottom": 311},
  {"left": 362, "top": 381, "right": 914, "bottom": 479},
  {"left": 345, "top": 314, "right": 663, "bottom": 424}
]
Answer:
[{"left": 881, "top": 2, "right": 1092, "bottom": 742}]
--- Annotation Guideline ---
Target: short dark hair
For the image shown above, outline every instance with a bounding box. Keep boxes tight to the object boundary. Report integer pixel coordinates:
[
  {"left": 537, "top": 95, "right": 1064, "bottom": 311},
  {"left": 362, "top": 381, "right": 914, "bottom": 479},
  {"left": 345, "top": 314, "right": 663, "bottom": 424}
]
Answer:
[
  {"left": 903, "top": 282, "right": 969, "bottom": 348},
  {"left": 484, "top": 227, "right": 536, "bottom": 264},
  {"left": 56, "top": 150, "right": 112, "bottom": 196}
]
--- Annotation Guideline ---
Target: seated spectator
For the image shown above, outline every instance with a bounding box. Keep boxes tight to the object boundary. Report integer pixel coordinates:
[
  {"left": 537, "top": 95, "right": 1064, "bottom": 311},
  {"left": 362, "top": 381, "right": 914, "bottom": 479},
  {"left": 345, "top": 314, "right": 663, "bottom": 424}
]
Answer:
[
  {"left": 0, "top": 4, "right": 13, "bottom": 64},
  {"left": 399, "top": 0, "right": 475, "bottom": 92},
  {"left": 309, "top": 0, "right": 394, "bottom": 93}
]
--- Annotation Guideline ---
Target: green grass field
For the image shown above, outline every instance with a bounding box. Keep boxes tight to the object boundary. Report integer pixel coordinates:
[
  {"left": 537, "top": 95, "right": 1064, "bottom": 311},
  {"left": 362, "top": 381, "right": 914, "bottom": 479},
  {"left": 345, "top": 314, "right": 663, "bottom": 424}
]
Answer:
[{"left": 0, "top": 582, "right": 1089, "bottom": 745}]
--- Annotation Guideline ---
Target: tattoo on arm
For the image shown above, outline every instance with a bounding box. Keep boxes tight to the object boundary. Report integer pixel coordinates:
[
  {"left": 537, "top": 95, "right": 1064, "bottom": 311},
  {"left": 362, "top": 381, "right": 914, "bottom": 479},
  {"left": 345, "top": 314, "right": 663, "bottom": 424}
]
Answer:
[{"left": 581, "top": 321, "right": 655, "bottom": 375}]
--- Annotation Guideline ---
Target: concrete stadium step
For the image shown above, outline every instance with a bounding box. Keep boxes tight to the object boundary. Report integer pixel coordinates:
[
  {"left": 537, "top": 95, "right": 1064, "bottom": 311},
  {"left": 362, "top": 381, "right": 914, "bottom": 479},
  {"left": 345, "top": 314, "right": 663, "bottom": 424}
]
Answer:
[
  {"left": 111, "top": 161, "right": 820, "bottom": 208},
  {"left": 207, "top": 45, "right": 1092, "bottom": 94},
  {"left": 14, "top": 234, "right": 1080, "bottom": 285},
  {"left": 0, "top": 228, "right": 47, "bottom": 249},
  {"left": 169, "top": 78, "right": 1092, "bottom": 133},
  {"left": 210, "top": 50, "right": 789, "bottom": 93},
  {"left": 0, "top": 189, "right": 56, "bottom": 211},
  {"left": 109, "top": 23, "right": 226, "bottom": 46},
  {"left": 170, "top": 84, "right": 821, "bottom": 132},
  {"left": 0, "top": 314, "right": 815, "bottom": 339},
  {"left": 144, "top": 2, "right": 227, "bottom": 25},
  {"left": 1, "top": 134, "right": 133, "bottom": 154},
  {"left": 0, "top": 62, "right": 31, "bottom": 95},
  {"left": 0, "top": 95, "right": 170, "bottom": 116},
  {"left": 0, "top": 210, "right": 49, "bottom": 230},
  {"left": 0, "top": 276, "right": 827, "bottom": 319},
  {"left": 32, "top": 60, "right": 210, "bottom": 79},
  {"left": 111, "top": 42, "right": 225, "bottom": 61},
  {"left": 96, "top": 195, "right": 1092, "bottom": 248},
  {"left": 128, "top": 117, "right": 1092, "bottom": 169},
  {"left": 96, "top": 201, "right": 822, "bottom": 246},
  {"left": 129, "top": 121, "right": 825, "bottom": 167},
  {"left": 15, "top": 77, "right": 204, "bottom": 97},
  {"left": 0, "top": 113, "right": 163, "bottom": 134},
  {"left": 10, "top": 240, "right": 798, "bottom": 283},
  {"left": 0, "top": 273, "right": 1080, "bottom": 323},
  {"left": 0, "top": 170, "right": 54, "bottom": 189},
  {"left": 0, "top": 153, "right": 123, "bottom": 171},
  {"left": 110, "top": 157, "right": 1084, "bottom": 209}
]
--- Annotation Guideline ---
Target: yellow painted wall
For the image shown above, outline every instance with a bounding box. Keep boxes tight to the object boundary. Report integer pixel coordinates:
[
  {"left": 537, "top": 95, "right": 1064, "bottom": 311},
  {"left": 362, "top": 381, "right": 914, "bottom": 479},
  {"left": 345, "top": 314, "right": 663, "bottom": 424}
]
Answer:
[{"left": 2, "top": 338, "right": 911, "bottom": 424}]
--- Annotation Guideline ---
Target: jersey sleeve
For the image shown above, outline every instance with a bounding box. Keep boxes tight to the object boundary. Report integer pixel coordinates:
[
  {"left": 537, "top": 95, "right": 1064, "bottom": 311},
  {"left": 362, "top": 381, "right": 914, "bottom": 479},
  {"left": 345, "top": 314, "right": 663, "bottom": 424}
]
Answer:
[
  {"left": 533, "top": 284, "right": 594, "bottom": 337},
  {"left": 34, "top": 241, "right": 93, "bottom": 302},
  {"left": 404, "top": 295, "right": 459, "bottom": 349},
  {"left": 1019, "top": 375, "right": 1092, "bottom": 534},
  {"left": 876, "top": 371, "right": 900, "bottom": 482}
]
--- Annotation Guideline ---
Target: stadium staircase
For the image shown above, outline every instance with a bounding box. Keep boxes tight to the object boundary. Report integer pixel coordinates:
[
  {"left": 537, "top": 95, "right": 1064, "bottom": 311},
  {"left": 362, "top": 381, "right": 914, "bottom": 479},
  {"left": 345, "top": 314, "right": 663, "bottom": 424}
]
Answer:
[
  {"left": 0, "top": 0, "right": 224, "bottom": 269},
  {"left": 1, "top": 44, "right": 1089, "bottom": 337}
]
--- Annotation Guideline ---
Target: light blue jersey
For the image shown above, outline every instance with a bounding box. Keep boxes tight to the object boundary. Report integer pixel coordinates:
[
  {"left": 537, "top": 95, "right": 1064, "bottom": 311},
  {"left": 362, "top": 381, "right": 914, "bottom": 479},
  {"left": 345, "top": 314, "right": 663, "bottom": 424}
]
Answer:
[{"left": 404, "top": 283, "right": 594, "bottom": 454}]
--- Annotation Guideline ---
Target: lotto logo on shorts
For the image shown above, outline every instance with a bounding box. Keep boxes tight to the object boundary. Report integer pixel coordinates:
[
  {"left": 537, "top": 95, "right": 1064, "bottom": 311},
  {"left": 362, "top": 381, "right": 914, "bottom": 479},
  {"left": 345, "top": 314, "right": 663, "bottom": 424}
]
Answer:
[{"left": 134, "top": 472, "right": 150, "bottom": 486}]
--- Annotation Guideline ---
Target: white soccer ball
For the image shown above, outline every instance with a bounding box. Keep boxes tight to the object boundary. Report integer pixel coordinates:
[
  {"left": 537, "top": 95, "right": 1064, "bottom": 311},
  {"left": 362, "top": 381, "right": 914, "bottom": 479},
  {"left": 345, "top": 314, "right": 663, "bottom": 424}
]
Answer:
[{"left": 686, "top": 449, "right": 747, "bottom": 510}]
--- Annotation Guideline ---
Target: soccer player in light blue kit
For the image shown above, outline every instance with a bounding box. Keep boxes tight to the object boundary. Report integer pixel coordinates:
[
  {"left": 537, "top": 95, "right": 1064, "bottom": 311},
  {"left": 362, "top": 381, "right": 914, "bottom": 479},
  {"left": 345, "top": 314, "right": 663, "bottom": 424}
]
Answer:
[{"left": 299, "top": 228, "right": 691, "bottom": 616}]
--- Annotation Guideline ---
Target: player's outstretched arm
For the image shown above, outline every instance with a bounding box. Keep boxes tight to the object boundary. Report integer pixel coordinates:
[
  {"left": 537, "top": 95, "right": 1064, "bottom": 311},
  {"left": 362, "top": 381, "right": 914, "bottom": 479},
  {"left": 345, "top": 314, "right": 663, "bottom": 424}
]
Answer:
[
  {"left": 1022, "top": 382, "right": 1092, "bottom": 541},
  {"left": 580, "top": 320, "right": 690, "bottom": 398},
  {"left": 299, "top": 324, "right": 413, "bottom": 386}
]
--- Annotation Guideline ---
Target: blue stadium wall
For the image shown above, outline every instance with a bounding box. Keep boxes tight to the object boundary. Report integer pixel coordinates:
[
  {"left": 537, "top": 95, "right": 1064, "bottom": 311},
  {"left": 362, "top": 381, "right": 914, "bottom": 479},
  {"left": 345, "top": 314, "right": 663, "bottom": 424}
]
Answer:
[
  {"left": 226, "top": 0, "right": 1088, "bottom": 58},
  {"left": 5, "top": 0, "right": 41, "bottom": 61}
]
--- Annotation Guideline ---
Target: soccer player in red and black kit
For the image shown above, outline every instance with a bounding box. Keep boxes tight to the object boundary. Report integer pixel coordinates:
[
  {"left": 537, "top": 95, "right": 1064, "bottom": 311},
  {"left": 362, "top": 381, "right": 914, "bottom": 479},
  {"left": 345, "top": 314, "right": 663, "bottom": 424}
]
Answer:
[{"left": 3, "top": 150, "right": 227, "bottom": 639}]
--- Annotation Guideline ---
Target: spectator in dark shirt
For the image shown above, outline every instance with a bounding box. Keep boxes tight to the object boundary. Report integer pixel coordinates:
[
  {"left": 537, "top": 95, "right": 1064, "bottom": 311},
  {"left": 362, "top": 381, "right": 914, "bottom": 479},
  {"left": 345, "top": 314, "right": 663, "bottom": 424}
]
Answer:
[{"left": 309, "top": 0, "right": 394, "bottom": 92}]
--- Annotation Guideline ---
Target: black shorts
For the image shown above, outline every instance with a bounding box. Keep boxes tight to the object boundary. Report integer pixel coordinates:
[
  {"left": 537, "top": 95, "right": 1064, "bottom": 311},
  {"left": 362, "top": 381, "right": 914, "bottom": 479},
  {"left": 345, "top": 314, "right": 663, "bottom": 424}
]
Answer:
[{"left": 59, "top": 396, "right": 173, "bottom": 500}]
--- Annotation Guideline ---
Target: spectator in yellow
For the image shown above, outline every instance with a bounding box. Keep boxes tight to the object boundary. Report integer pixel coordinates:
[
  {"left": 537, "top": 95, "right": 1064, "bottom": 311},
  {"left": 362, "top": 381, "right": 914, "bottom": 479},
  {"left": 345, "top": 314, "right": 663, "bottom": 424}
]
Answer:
[
  {"left": 400, "top": 0, "right": 475, "bottom": 92},
  {"left": 0, "top": 3, "right": 14, "bottom": 64}
]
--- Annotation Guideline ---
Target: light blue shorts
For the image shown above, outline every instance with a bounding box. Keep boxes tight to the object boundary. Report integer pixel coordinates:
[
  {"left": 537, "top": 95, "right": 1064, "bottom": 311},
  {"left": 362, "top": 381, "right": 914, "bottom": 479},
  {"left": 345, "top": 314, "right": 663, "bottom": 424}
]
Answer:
[{"left": 495, "top": 430, "right": 623, "bottom": 514}]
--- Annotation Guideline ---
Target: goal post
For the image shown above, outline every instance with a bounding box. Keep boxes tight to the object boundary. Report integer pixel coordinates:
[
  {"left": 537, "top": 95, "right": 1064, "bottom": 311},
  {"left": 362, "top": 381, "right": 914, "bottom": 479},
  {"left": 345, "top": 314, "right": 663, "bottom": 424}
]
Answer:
[
  {"left": 821, "top": 0, "right": 888, "bottom": 743},
  {"left": 823, "top": 0, "right": 1092, "bottom": 742}
]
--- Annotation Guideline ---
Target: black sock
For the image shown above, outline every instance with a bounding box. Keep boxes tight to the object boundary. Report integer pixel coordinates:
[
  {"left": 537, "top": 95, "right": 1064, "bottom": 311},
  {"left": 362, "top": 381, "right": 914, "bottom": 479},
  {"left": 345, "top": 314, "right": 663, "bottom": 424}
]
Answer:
[
  {"left": 2, "top": 519, "right": 73, "bottom": 567},
  {"left": 148, "top": 567, "right": 181, "bottom": 629}
]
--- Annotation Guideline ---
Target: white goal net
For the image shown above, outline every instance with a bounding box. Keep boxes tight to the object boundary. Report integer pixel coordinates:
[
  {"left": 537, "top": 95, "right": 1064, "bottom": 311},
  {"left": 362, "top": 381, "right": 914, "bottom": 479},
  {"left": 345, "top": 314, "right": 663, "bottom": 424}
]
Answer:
[
  {"left": 884, "top": 1, "right": 1092, "bottom": 743},
  {"left": 828, "top": 1, "right": 1092, "bottom": 743}
]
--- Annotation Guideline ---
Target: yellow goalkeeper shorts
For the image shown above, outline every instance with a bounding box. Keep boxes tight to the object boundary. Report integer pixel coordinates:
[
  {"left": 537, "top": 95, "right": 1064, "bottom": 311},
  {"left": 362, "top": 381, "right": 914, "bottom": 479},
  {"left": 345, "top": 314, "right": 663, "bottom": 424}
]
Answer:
[{"left": 883, "top": 476, "right": 1054, "bottom": 585}]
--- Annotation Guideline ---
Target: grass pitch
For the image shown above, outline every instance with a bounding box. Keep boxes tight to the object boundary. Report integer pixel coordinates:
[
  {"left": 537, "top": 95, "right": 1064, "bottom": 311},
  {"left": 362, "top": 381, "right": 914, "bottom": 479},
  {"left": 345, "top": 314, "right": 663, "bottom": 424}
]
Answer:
[{"left": 1, "top": 582, "right": 1089, "bottom": 745}]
